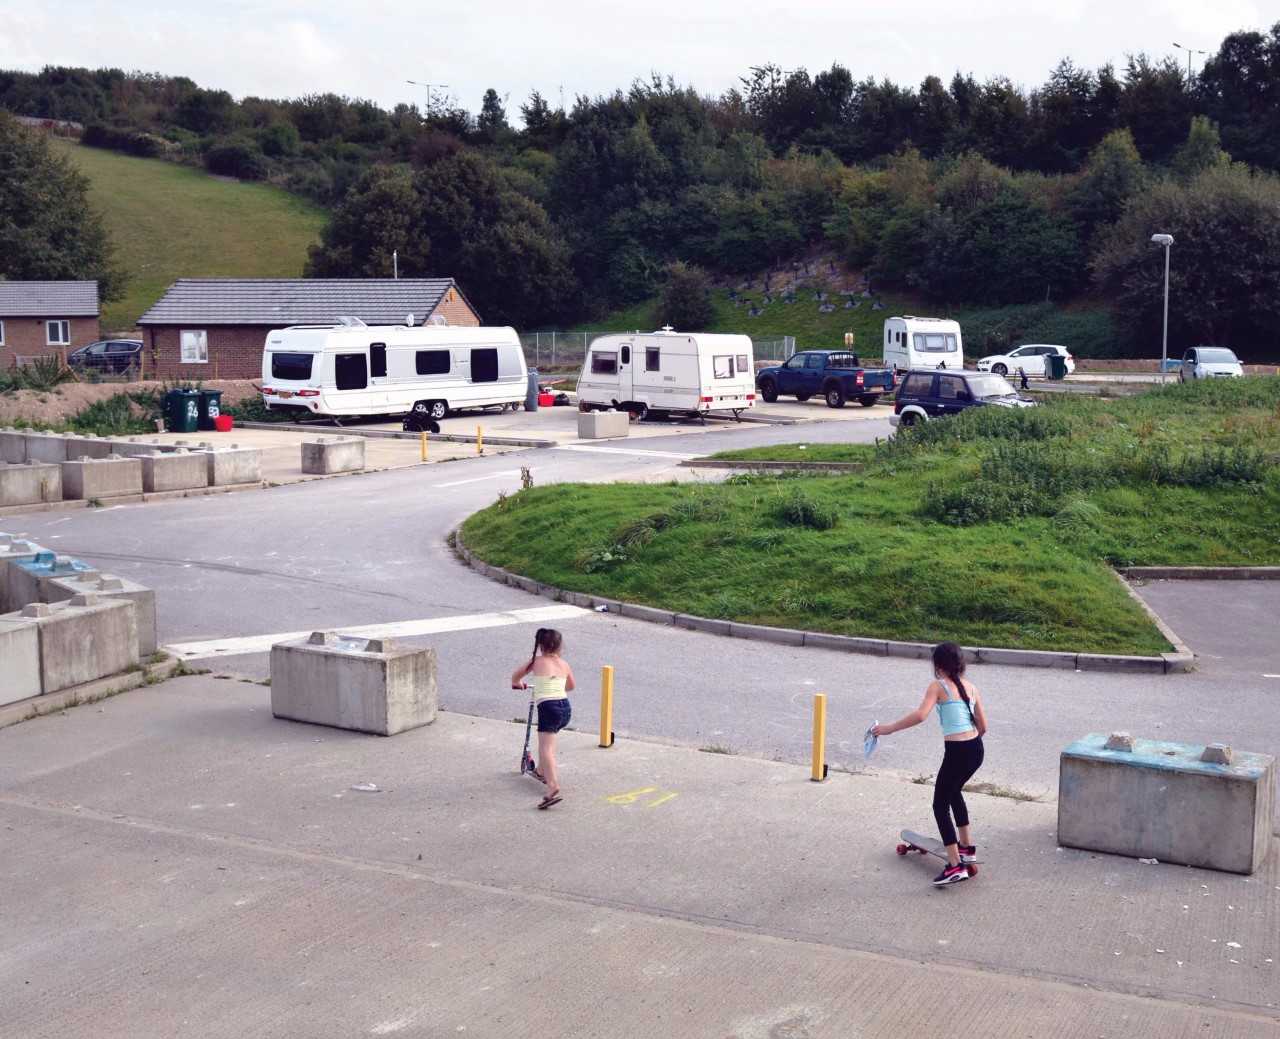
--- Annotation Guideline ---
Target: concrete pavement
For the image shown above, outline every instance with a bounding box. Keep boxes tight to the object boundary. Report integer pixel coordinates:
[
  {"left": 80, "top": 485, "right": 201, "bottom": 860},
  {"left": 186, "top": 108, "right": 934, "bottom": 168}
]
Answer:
[{"left": 2, "top": 674, "right": 1276, "bottom": 1038}]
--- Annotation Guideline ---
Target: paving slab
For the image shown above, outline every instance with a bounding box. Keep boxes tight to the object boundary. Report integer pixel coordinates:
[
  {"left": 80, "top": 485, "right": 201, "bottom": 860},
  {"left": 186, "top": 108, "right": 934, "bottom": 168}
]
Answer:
[{"left": 0, "top": 674, "right": 1275, "bottom": 1039}]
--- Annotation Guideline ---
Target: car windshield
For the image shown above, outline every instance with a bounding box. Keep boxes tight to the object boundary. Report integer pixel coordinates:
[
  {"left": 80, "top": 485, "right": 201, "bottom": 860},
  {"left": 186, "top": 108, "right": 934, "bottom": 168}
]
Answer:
[
  {"left": 967, "top": 373, "right": 1018, "bottom": 398},
  {"left": 1197, "top": 348, "right": 1238, "bottom": 363}
]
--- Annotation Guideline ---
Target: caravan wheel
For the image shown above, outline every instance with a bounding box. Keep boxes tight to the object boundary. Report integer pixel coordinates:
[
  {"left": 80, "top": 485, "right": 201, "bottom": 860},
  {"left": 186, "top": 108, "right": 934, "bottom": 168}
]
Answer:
[{"left": 627, "top": 403, "right": 649, "bottom": 422}]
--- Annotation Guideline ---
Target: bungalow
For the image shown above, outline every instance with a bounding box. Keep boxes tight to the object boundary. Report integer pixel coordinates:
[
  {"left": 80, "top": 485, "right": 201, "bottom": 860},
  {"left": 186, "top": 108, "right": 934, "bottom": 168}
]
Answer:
[
  {"left": 0, "top": 281, "right": 100, "bottom": 369},
  {"left": 137, "top": 278, "right": 481, "bottom": 380}
]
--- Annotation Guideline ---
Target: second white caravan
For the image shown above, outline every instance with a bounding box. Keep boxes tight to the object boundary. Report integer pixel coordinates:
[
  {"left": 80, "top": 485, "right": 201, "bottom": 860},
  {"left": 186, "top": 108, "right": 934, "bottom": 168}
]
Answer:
[
  {"left": 882, "top": 316, "right": 964, "bottom": 373},
  {"left": 576, "top": 329, "right": 755, "bottom": 419},
  {"left": 261, "top": 320, "right": 527, "bottom": 420}
]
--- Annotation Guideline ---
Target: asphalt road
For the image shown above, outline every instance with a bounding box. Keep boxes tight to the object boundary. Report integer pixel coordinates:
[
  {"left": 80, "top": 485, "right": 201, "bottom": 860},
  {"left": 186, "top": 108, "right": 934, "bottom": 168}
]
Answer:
[{"left": 10, "top": 417, "right": 1280, "bottom": 800}]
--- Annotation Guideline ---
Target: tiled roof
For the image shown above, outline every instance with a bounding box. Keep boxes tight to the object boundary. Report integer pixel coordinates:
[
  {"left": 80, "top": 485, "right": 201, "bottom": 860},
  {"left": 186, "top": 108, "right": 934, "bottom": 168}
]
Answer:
[
  {"left": 0, "top": 280, "right": 99, "bottom": 317},
  {"left": 137, "top": 278, "right": 472, "bottom": 326}
]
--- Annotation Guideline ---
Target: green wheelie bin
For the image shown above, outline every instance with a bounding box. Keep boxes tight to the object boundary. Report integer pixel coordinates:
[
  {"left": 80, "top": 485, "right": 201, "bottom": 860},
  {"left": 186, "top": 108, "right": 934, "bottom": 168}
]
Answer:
[
  {"left": 164, "top": 389, "right": 200, "bottom": 433},
  {"left": 197, "top": 389, "right": 224, "bottom": 431}
]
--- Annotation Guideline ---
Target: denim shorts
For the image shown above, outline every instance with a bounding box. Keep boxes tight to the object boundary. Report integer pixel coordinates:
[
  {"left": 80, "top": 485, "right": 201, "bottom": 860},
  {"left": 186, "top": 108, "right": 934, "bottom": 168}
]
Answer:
[{"left": 537, "top": 698, "right": 571, "bottom": 733}]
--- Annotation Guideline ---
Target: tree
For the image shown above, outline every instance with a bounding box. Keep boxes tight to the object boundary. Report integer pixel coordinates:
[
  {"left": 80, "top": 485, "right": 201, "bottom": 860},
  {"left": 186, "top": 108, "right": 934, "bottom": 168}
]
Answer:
[
  {"left": 477, "top": 88, "right": 510, "bottom": 142},
  {"left": 653, "top": 261, "right": 713, "bottom": 329},
  {"left": 0, "top": 113, "right": 125, "bottom": 300},
  {"left": 305, "top": 165, "right": 427, "bottom": 278},
  {"left": 1171, "top": 116, "right": 1230, "bottom": 181},
  {"left": 1200, "top": 24, "right": 1280, "bottom": 170},
  {"left": 1068, "top": 128, "right": 1148, "bottom": 246}
]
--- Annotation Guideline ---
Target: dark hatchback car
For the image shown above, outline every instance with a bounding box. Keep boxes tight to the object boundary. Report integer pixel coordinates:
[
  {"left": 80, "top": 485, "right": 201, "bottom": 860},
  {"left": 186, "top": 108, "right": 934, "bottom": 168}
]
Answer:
[
  {"left": 68, "top": 339, "right": 144, "bottom": 373},
  {"left": 890, "top": 368, "right": 1036, "bottom": 428}
]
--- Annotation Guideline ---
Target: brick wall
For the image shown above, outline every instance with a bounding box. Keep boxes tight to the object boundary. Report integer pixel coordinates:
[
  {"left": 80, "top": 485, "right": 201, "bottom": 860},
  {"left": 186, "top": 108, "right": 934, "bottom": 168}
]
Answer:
[
  {"left": 431, "top": 290, "right": 480, "bottom": 327},
  {"left": 144, "top": 325, "right": 269, "bottom": 381},
  {"left": 0, "top": 316, "right": 99, "bottom": 368}
]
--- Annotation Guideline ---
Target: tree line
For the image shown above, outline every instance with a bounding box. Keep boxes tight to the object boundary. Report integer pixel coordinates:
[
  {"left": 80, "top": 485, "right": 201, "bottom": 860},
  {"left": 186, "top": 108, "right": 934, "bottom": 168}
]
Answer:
[{"left": 2, "top": 23, "right": 1279, "bottom": 354}]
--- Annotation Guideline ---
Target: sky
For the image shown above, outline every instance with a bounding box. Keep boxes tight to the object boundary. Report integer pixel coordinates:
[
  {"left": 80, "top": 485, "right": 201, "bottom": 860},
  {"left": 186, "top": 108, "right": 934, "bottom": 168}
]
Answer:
[{"left": 3, "top": 1, "right": 1271, "bottom": 119}]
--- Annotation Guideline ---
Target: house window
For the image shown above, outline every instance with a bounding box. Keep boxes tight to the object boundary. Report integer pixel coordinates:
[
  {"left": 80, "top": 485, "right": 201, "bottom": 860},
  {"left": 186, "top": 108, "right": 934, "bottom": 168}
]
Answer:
[
  {"left": 645, "top": 347, "right": 660, "bottom": 372},
  {"left": 415, "top": 350, "right": 451, "bottom": 375},
  {"left": 0, "top": 320, "right": 5, "bottom": 345},
  {"left": 46, "top": 320, "right": 71, "bottom": 346},
  {"left": 180, "top": 330, "right": 208, "bottom": 363},
  {"left": 370, "top": 343, "right": 387, "bottom": 379}
]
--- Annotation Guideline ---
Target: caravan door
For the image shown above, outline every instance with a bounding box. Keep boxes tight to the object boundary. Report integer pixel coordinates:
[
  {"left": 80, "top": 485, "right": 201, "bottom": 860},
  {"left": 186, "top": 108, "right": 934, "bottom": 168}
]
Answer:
[{"left": 616, "top": 340, "right": 635, "bottom": 402}]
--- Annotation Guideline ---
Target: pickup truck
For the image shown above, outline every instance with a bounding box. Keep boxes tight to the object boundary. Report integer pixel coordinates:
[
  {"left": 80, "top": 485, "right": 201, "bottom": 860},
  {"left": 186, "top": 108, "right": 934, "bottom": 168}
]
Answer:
[{"left": 755, "top": 350, "right": 896, "bottom": 408}]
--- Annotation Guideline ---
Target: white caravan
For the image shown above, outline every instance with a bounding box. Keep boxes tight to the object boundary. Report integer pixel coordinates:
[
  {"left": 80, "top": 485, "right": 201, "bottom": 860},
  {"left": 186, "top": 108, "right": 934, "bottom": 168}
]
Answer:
[
  {"left": 260, "top": 319, "right": 527, "bottom": 420},
  {"left": 882, "top": 316, "right": 964, "bottom": 374},
  {"left": 576, "top": 329, "right": 755, "bottom": 419}
]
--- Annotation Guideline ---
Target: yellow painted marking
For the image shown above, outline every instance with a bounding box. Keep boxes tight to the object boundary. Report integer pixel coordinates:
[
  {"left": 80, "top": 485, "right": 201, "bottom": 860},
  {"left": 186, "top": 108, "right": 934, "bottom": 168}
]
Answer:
[
  {"left": 645, "top": 792, "right": 679, "bottom": 809},
  {"left": 605, "top": 787, "right": 657, "bottom": 805}
]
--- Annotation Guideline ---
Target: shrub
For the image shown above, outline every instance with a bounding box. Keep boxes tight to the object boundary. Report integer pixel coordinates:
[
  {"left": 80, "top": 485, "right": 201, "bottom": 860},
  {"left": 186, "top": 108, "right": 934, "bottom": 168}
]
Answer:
[
  {"left": 67, "top": 394, "right": 154, "bottom": 436},
  {"left": 205, "top": 141, "right": 268, "bottom": 180},
  {"left": 18, "top": 356, "right": 76, "bottom": 391},
  {"left": 773, "top": 487, "right": 839, "bottom": 529}
]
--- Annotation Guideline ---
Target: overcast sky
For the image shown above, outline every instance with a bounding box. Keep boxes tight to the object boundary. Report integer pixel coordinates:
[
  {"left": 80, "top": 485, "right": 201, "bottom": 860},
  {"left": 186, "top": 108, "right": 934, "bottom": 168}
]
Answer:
[{"left": 5, "top": 1, "right": 1270, "bottom": 119}]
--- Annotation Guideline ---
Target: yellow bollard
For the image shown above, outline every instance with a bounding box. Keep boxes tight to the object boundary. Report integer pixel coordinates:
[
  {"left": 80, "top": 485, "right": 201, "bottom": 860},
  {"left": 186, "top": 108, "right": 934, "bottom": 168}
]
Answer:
[
  {"left": 420, "top": 430, "right": 428, "bottom": 462},
  {"left": 599, "top": 665, "right": 615, "bottom": 748},
  {"left": 811, "top": 693, "right": 828, "bottom": 781},
  {"left": 476, "top": 425, "right": 483, "bottom": 455}
]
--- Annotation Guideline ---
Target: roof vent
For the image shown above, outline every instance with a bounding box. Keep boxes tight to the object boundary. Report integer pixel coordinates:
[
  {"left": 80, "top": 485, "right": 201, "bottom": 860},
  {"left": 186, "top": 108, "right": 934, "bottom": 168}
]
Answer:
[
  {"left": 405, "top": 313, "right": 415, "bottom": 327},
  {"left": 336, "top": 316, "right": 368, "bottom": 328},
  {"left": 427, "top": 314, "right": 448, "bottom": 326}
]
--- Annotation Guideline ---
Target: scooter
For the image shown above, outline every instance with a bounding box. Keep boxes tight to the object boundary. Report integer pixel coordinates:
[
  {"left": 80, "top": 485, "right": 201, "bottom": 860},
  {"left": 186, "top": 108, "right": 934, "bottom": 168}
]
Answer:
[{"left": 517, "top": 687, "right": 545, "bottom": 783}]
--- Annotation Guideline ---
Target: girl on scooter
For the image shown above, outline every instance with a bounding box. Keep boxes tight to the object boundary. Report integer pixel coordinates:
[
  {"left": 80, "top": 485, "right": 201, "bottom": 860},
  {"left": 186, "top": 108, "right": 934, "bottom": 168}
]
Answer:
[{"left": 511, "top": 628, "right": 575, "bottom": 809}]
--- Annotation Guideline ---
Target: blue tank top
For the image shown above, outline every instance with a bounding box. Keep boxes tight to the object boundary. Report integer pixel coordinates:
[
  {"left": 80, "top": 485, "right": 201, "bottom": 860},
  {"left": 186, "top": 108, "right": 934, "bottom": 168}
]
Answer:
[{"left": 936, "top": 678, "right": 975, "bottom": 736}]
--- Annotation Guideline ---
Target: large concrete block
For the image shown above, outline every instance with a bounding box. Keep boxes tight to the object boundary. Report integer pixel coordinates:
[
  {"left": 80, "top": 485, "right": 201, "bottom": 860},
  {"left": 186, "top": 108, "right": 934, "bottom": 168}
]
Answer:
[
  {"left": 141, "top": 449, "right": 209, "bottom": 492},
  {"left": 46, "top": 572, "right": 158, "bottom": 656},
  {"left": 1058, "top": 733, "right": 1275, "bottom": 875},
  {"left": 0, "top": 462, "right": 62, "bottom": 506},
  {"left": 6, "top": 552, "right": 98, "bottom": 612},
  {"left": 2, "top": 594, "right": 139, "bottom": 694},
  {"left": 108, "top": 437, "right": 175, "bottom": 458},
  {"left": 60, "top": 455, "right": 143, "bottom": 500},
  {"left": 24, "top": 432, "right": 73, "bottom": 464},
  {"left": 204, "top": 444, "right": 262, "bottom": 486},
  {"left": 0, "top": 534, "right": 45, "bottom": 611},
  {"left": 64, "top": 434, "right": 114, "bottom": 459},
  {"left": 577, "top": 410, "right": 630, "bottom": 440},
  {"left": 270, "top": 632, "right": 437, "bottom": 736},
  {"left": 301, "top": 437, "right": 366, "bottom": 475},
  {"left": 0, "top": 615, "right": 41, "bottom": 705},
  {"left": 0, "top": 428, "right": 27, "bottom": 464}
]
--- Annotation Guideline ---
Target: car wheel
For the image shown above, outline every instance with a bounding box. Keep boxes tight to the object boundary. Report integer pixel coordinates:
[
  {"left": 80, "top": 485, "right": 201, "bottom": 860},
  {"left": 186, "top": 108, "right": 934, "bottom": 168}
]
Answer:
[
  {"left": 758, "top": 379, "right": 778, "bottom": 403},
  {"left": 825, "top": 385, "right": 846, "bottom": 409},
  {"left": 992, "top": 363, "right": 1008, "bottom": 376},
  {"left": 899, "top": 411, "right": 918, "bottom": 427},
  {"left": 858, "top": 395, "right": 879, "bottom": 407}
]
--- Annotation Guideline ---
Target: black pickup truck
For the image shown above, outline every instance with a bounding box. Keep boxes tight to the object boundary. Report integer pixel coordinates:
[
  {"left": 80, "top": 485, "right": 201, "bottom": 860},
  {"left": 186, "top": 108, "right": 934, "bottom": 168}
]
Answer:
[{"left": 754, "top": 350, "right": 896, "bottom": 408}]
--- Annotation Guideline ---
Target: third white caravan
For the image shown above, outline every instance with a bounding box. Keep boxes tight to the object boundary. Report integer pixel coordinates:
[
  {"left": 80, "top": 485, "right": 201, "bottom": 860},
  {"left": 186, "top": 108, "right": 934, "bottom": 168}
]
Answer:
[
  {"left": 576, "top": 329, "right": 755, "bottom": 418},
  {"left": 882, "top": 316, "right": 964, "bottom": 373}
]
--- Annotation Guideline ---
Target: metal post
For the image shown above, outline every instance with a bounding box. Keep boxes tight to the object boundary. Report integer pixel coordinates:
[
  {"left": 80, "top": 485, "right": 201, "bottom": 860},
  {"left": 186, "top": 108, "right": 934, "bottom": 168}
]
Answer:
[
  {"left": 476, "top": 425, "right": 483, "bottom": 455},
  {"left": 1161, "top": 243, "right": 1171, "bottom": 381},
  {"left": 599, "top": 665, "right": 615, "bottom": 748},
  {"left": 811, "top": 693, "right": 828, "bottom": 782},
  {"left": 551, "top": 331, "right": 557, "bottom": 368},
  {"left": 420, "top": 430, "right": 428, "bottom": 461}
]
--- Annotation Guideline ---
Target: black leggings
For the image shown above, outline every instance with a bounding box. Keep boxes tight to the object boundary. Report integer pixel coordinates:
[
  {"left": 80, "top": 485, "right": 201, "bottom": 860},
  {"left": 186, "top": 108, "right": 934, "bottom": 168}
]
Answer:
[{"left": 933, "top": 737, "right": 984, "bottom": 847}]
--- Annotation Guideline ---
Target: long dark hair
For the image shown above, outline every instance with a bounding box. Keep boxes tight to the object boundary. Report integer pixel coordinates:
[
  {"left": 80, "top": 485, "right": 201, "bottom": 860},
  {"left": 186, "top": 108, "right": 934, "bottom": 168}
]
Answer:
[
  {"left": 528, "top": 627, "right": 563, "bottom": 669},
  {"left": 932, "top": 641, "right": 970, "bottom": 705}
]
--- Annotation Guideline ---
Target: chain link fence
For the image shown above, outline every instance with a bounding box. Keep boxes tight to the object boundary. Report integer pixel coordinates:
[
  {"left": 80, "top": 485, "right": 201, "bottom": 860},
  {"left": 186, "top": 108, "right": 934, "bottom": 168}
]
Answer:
[{"left": 520, "top": 332, "right": 796, "bottom": 370}]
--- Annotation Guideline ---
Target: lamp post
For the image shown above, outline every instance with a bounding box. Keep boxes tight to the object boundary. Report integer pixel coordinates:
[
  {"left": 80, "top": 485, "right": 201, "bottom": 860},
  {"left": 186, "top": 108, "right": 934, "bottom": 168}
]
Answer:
[
  {"left": 1151, "top": 233, "right": 1174, "bottom": 379},
  {"left": 1172, "top": 43, "right": 1208, "bottom": 85},
  {"left": 406, "top": 79, "right": 450, "bottom": 118}
]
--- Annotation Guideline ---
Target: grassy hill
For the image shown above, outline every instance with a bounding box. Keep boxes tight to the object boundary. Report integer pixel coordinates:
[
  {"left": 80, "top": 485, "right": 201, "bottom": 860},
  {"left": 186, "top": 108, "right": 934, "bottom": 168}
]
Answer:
[{"left": 52, "top": 139, "right": 327, "bottom": 330}]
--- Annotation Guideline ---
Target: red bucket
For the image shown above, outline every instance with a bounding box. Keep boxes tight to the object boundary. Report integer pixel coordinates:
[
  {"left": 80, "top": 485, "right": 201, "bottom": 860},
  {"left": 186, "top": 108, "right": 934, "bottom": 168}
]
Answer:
[
  {"left": 537, "top": 392, "right": 555, "bottom": 407},
  {"left": 213, "top": 415, "right": 234, "bottom": 432}
]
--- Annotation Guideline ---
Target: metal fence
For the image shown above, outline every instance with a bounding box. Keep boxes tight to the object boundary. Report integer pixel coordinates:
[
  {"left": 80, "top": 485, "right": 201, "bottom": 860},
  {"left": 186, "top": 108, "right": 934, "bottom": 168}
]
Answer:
[{"left": 520, "top": 332, "right": 796, "bottom": 369}]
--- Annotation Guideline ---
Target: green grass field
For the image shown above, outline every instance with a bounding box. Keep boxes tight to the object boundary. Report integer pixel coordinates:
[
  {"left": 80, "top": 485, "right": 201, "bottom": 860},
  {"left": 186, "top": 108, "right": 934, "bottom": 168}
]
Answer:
[
  {"left": 52, "top": 140, "right": 327, "bottom": 330},
  {"left": 462, "top": 378, "right": 1280, "bottom": 655}
]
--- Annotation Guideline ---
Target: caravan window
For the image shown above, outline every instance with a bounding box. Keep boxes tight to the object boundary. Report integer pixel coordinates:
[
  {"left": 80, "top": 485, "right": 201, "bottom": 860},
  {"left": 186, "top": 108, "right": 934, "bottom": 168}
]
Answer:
[
  {"left": 713, "top": 355, "right": 734, "bottom": 379},
  {"left": 416, "top": 350, "right": 450, "bottom": 375},
  {"left": 913, "top": 333, "right": 958, "bottom": 353},
  {"left": 370, "top": 343, "right": 387, "bottom": 379},
  {"left": 470, "top": 348, "right": 499, "bottom": 383},
  {"left": 271, "top": 352, "right": 313, "bottom": 380},
  {"left": 591, "top": 351, "right": 618, "bottom": 375},
  {"left": 645, "top": 347, "right": 660, "bottom": 371},
  {"left": 335, "top": 353, "right": 368, "bottom": 391},
  {"left": 620, "top": 345, "right": 631, "bottom": 365},
  {"left": 737, "top": 353, "right": 749, "bottom": 373}
]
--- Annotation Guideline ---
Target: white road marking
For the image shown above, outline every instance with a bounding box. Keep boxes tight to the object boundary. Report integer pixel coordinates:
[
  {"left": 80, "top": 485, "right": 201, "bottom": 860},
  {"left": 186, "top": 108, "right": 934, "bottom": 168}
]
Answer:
[
  {"left": 165, "top": 604, "right": 586, "bottom": 660},
  {"left": 553, "top": 444, "right": 698, "bottom": 461},
  {"left": 434, "top": 470, "right": 523, "bottom": 488},
  {"left": 1264, "top": 674, "right": 1280, "bottom": 679}
]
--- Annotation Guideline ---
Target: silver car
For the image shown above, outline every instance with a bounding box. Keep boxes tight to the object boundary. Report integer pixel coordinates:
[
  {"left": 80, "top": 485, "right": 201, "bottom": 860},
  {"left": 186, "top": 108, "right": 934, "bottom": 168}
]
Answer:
[{"left": 1179, "top": 347, "right": 1243, "bottom": 382}]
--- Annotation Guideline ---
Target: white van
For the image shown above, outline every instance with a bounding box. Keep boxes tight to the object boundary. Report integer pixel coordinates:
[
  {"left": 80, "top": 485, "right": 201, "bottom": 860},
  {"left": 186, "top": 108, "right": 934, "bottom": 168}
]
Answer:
[
  {"left": 882, "top": 316, "right": 964, "bottom": 374},
  {"left": 576, "top": 329, "right": 755, "bottom": 419},
  {"left": 261, "top": 319, "right": 527, "bottom": 420}
]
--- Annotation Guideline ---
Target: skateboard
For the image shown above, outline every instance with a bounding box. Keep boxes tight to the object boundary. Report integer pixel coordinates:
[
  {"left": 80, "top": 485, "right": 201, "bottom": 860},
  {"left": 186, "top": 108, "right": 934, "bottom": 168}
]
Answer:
[{"left": 896, "top": 830, "right": 980, "bottom": 877}]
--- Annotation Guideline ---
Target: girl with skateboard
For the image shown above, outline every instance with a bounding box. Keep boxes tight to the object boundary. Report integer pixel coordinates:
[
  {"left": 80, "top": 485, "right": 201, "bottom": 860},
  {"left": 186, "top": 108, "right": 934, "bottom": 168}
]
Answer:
[
  {"left": 511, "top": 628, "right": 575, "bottom": 810},
  {"left": 872, "top": 642, "right": 988, "bottom": 886}
]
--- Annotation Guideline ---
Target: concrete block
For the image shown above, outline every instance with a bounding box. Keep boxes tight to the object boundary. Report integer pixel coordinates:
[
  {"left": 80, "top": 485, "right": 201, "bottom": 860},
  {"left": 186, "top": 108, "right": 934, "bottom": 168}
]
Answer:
[
  {"left": 1058, "top": 733, "right": 1275, "bottom": 875},
  {"left": 5, "top": 552, "right": 98, "bottom": 613},
  {"left": 141, "top": 450, "right": 209, "bottom": 493},
  {"left": 728, "top": 621, "right": 805, "bottom": 646},
  {"left": 109, "top": 438, "right": 175, "bottom": 458},
  {"left": 60, "top": 455, "right": 143, "bottom": 500},
  {"left": 974, "top": 646, "right": 1078, "bottom": 669},
  {"left": 205, "top": 444, "right": 262, "bottom": 486},
  {"left": 2, "top": 594, "right": 139, "bottom": 694},
  {"left": 617, "top": 602, "right": 675, "bottom": 625},
  {"left": 802, "top": 632, "right": 890, "bottom": 656},
  {"left": 64, "top": 434, "right": 114, "bottom": 459},
  {"left": 0, "top": 428, "right": 27, "bottom": 464},
  {"left": 301, "top": 437, "right": 366, "bottom": 475},
  {"left": 0, "top": 535, "right": 44, "bottom": 569},
  {"left": 0, "top": 462, "right": 62, "bottom": 506},
  {"left": 45, "top": 572, "right": 158, "bottom": 656},
  {"left": 0, "top": 615, "right": 41, "bottom": 705},
  {"left": 883, "top": 639, "right": 934, "bottom": 660},
  {"left": 674, "top": 614, "right": 731, "bottom": 636},
  {"left": 577, "top": 410, "right": 630, "bottom": 440},
  {"left": 270, "top": 632, "right": 437, "bottom": 736},
  {"left": 24, "top": 432, "right": 73, "bottom": 464},
  {"left": 1074, "top": 652, "right": 1164, "bottom": 674}
]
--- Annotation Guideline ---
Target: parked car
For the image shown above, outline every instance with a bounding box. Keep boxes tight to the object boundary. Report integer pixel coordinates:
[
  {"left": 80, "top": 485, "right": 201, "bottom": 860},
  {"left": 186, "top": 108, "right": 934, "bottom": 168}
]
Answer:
[
  {"left": 890, "top": 369, "right": 1036, "bottom": 428},
  {"left": 1179, "top": 347, "right": 1243, "bottom": 382},
  {"left": 67, "top": 339, "right": 143, "bottom": 373},
  {"left": 755, "top": 350, "right": 895, "bottom": 408},
  {"left": 976, "top": 344, "right": 1074, "bottom": 378}
]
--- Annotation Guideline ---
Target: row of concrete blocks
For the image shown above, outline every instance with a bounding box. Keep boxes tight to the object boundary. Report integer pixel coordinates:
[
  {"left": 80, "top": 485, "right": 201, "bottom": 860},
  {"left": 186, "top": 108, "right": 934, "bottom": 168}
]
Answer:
[{"left": 0, "top": 443, "right": 262, "bottom": 507}]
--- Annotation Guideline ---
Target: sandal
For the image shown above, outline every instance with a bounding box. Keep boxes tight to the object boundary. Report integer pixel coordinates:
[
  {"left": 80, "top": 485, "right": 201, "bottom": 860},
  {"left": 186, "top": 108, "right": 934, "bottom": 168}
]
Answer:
[{"left": 537, "top": 794, "right": 563, "bottom": 810}]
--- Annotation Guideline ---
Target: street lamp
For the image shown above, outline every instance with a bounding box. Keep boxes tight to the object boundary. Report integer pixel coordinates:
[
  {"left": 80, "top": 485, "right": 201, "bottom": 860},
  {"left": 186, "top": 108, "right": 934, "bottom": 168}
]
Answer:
[
  {"left": 1172, "top": 43, "right": 1208, "bottom": 84},
  {"left": 1151, "top": 233, "right": 1174, "bottom": 379},
  {"left": 406, "top": 79, "right": 450, "bottom": 118}
]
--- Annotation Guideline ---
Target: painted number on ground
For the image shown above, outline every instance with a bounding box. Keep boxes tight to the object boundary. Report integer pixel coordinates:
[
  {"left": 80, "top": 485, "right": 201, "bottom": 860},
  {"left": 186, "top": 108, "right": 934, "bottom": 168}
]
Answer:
[{"left": 604, "top": 787, "right": 679, "bottom": 809}]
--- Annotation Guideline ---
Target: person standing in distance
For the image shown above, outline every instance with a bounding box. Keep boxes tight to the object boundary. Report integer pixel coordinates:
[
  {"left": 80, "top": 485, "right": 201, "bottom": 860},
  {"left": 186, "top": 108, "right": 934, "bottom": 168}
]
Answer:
[
  {"left": 873, "top": 642, "right": 988, "bottom": 886},
  {"left": 511, "top": 628, "right": 575, "bottom": 809}
]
